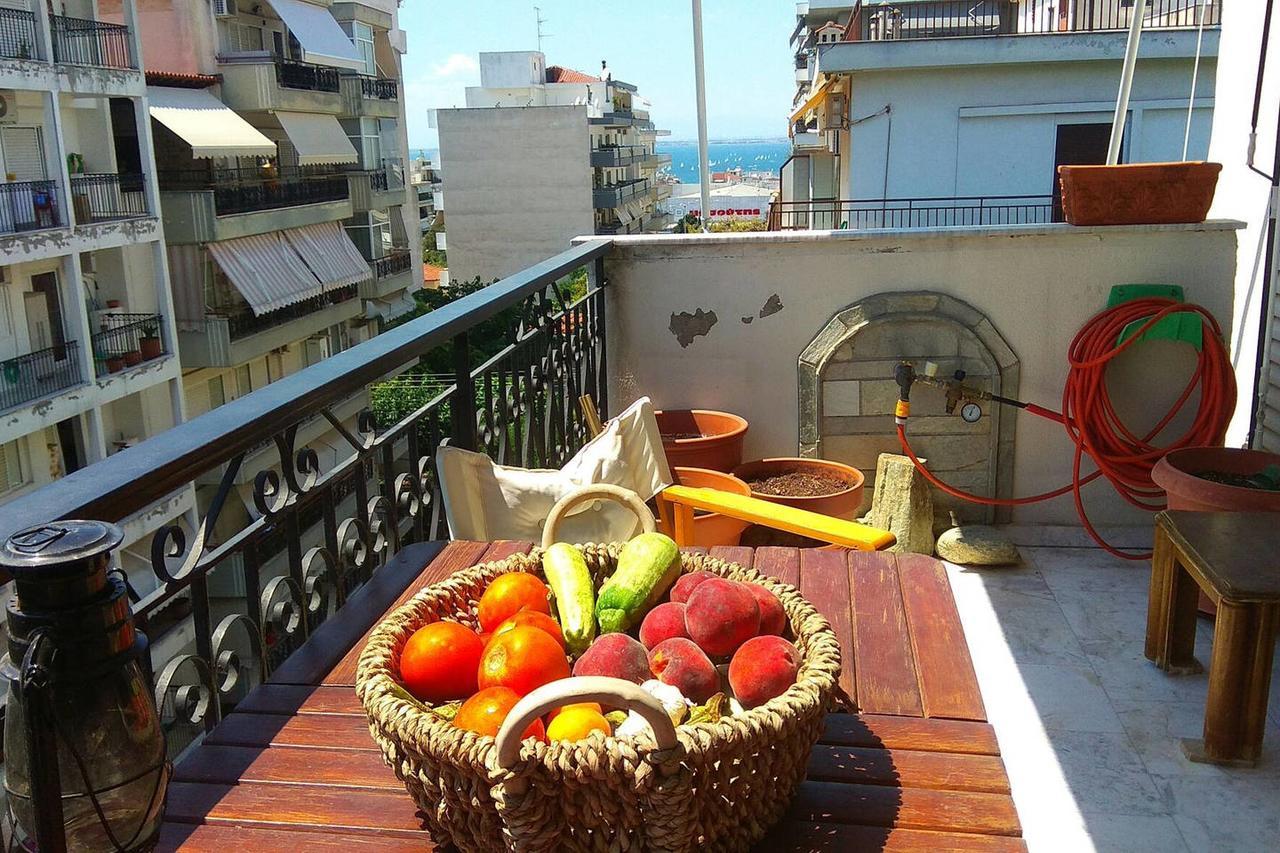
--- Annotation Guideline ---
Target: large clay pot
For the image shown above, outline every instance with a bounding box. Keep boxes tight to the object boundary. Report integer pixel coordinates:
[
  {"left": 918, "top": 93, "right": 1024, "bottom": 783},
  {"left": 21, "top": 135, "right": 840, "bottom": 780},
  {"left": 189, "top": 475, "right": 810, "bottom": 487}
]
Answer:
[
  {"left": 669, "top": 466, "right": 752, "bottom": 548},
  {"left": 1058, "top": 162, "right": 1221, "bottom": 226},
  {"left": 655, "top": 409, "right": 748, "bottom": 473},
  {"left": 732, "top": 457, "right": 864, "bottom": 520},
  {"left": 1152, "top": 447, "right": 1280, "bottom": 513}
]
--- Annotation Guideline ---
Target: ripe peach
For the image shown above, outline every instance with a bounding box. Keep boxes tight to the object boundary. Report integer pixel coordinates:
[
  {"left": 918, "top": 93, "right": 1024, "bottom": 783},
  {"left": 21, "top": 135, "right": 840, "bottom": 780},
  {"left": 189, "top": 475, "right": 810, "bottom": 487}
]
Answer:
[
  {"left": 670, "top": 570, "right": 715, "bottom": 604},
  {"left": 742, "top": 583, "right": 787, "bottom": 636},
  {"left": 638, "top": 602, "right": 689, "bottom": 649},
  {"left": 572, "top": 632, "right": 651, "bottom": 684},
  {"left": 728, "top": 635, "right": 801, "bottom": 709},
  {"left": 684, "top": 577, "right": 760, "bottom": 658},
  {"left": 648, "top": 638, "right": 719, "bottom": 703}
]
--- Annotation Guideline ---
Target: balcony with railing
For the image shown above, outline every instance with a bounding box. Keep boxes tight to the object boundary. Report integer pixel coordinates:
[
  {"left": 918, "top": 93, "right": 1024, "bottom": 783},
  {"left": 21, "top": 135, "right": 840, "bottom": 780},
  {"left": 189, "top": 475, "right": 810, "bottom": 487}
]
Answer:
[
  {"left": 90, "top": 313, "right": 166, "bottom": 376},
  {"left": 69, "top": 173, "right": 148, "bottom": 224},
  {"left": 160, "top": 167, "right": 350, "bottom": 217},
  {"left": 767, "top": 194, "right": 1055, "bottom": 230},
  {"left": 347, "top": 159, "right": 404, "bottom": 210},
  {"left": 276, "top": 57, "right": 340, "bottom": 92},
  {"left": 0, "top": 7, "right": 43, "bottom": 61},
  {"left": 591, "top": 144, "right": 650, "bottom": 168},
  {"left": 0, "top": 179, "right": 61, "bottom": 235},
  {"left": 593, "top": 178, "right": 650, "bottom": 209},
  {"left": 218, "top": 56, "right": 345, "bottom": 115},
  {"left": 0, "top": 341, "right": 82, "bottom": 413},
  {"left": 50, "top": 14, "right": 134, "bottom": 68},
  {"left": 372, "top": 248, "right": 413, "bottom": 280},
  {"left": 852, "top": 0, "right": 1222, "bottom": 41}
]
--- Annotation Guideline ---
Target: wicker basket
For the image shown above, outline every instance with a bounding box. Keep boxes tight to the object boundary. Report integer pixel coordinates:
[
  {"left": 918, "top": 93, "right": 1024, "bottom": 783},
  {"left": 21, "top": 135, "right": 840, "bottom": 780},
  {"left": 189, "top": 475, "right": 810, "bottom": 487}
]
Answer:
[{"left": 356, "top": 486, "right": 841, "bottom": 852}]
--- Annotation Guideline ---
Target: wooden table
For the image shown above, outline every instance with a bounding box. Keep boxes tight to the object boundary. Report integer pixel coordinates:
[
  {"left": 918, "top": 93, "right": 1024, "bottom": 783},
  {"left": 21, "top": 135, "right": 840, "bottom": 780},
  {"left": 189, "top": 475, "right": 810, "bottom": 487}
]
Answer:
[{"left": 156, "top": 543, "right": 1025, "bottom": 851}]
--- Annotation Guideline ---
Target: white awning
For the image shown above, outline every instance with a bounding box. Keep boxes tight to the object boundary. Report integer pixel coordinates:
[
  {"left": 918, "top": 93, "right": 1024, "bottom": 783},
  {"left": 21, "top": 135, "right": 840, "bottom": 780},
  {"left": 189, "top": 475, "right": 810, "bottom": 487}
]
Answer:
[
  {"left": 146, "top": 87, "right": 277, "bottom": 159},
  {"left": 275, "top": 111, "right": 358, "bottom": 166},
  {"left": 364, "top": 293, "right": 417, "bottom": 323},
  {"left": 265, "top": 0, "right": 365, "bottom": 71},
  {"left": 206, "top": 232, "right": 322, "bottom": 316},
  {"left": 284, "top": 221, "right": 371, "bottom": 290}
]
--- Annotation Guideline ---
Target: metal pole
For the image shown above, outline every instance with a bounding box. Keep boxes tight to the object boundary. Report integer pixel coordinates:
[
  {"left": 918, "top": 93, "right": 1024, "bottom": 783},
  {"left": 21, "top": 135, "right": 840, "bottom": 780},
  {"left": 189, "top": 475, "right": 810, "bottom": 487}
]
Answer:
[
  {"left": 692, "top": 0, "right": 712, "bottom": 232},
  {"left": 1182, "top": 0, "right": 1209, "bottom": 161},
  {"left": 1107, "top": 0, "right": 1148, "bottom": 164}
]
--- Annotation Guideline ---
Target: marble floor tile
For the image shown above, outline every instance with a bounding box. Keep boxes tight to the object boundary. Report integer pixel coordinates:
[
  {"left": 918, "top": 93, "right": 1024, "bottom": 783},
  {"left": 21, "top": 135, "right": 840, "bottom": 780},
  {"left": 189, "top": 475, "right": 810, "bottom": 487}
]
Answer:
[
  {"left": 1083, "top": 640, "right": 1211, "bottom": 705},
  {"left": 1072, "top": 814, "right": 1191, "bottom": 853},
  {"left": 1008, "top": 663, "right": 1125, "bottom": 734},
  {"left": 1113, "top": 698, "right": 1280, "bottom": 778},
  {"left": 1157, "top": 774, "right": 1280, "bottom": 852},
  {"left": 1040, "top": 729, "right": 1168, "bottom": 816},
  {"left": 956, "top": 583, "right": 1093, "bottom": 667}
]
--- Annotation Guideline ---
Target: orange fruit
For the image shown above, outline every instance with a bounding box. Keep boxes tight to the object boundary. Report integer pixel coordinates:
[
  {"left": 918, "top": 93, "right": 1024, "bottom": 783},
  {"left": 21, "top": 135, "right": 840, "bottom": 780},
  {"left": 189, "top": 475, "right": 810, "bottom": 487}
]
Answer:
[
  {"left": 399, "top": 621, "right": 484, "bottom": 702},
  {"left": 547, "top": 702, "right": 603, "bottom": 722},
  {"left": 477, "top": 625, "right": 570, "bottom": 696},
  {"left": 492, "top": 610, "right": 566, "bottom": 650},
  {"left": 477, "top": 573, "right": 552, "bottom": 632},
  {"left": 546, "top": 706, "right": 611, "bottom": 743},
  {"left": 453, "top": 686, "right": 546, "bottom": 742}
]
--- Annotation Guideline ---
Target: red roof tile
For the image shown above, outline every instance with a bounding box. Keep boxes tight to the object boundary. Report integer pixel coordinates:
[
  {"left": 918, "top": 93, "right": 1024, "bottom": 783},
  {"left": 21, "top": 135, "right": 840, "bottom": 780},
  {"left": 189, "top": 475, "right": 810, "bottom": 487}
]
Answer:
[
  {"left": 546, "top": 65, "right": 601, "bottom": 84},
  {"left": 423, "top": 264, "right": 445, "bottom": 285},
  {"left": 145, "top": 70, "right": 221, "bottom": 89}
]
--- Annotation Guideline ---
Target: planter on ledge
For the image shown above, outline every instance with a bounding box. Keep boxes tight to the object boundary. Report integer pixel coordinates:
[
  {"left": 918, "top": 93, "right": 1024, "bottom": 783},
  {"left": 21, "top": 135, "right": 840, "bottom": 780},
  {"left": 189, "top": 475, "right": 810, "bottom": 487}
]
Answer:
[
  {"left": 1152, "top": 447, "right": 1280, "bottom": 513},
  {"left": 732, "top": 457, "right": 864, "bottom": 520},
  {"left": 1058, "top": 162, "right": 1221, "bottom": 226},
  {"left": 139, "top": 336, "right": 163, "bottom": 360},
  {"left": 122, "top": 349, "right": 143, "bottom": 367},
  {"left": 655, "top": 409, "right": 748, "bottom": 473},
  {"left": 668, "top": 466, "right": 753, "bottom": 547}
]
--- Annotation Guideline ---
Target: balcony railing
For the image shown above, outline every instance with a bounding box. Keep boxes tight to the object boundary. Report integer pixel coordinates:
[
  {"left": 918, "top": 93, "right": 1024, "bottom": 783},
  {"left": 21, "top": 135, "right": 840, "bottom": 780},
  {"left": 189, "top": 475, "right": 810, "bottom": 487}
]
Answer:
[
  {"left": 593, "top": 178, "right": 650, "bottom": 209},
  {"left": 91, "top": 313, "right": 165, "bottom": 375},
  {"left": 372, "top": 248, "right": 412, "bottom": 280},
  {"left": 383, "top": 158, "right": 405, "bottom": 190},
  {"left": 591, "top": 145, "right": 650, "bottom": 167},
  {"left": 855, "top": 0, "right": 1222, "bottom": 41},
  {"left": 767, "top": 194, "right": 1055, "bottom": 230},
  {"left": 50, "top": 14, "right": 134, "bottom": 68},
  {"left": 0, "top": 341, "right": 82, "bottom": 413},
  {"left": 70, "top": 173, "right": 148, "bottom": 223},
  {"left": 0, "top": 242, "right": 608, "bottom": 757},
  {"left": 276, "top": 57, "right": 340, "bottom": 92},
  {"left": 217, "top": 283, "right": 359, "bottom": 341},
  {"left": 0, "top": 179, "right": 61, "bottom": 234},
  {"left": 0, "top": 8, "right": 42, "bottom": 60},
  {"left": 359, "top": 76, "right": 398, "bottom": 100},
  {"left": 160, "top": 169, "right": 350, "bottom": 216}
]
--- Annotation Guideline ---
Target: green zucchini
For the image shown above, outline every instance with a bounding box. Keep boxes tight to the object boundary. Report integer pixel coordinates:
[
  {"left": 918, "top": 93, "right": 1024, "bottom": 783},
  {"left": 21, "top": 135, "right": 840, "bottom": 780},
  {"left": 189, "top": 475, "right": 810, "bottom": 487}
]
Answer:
[
  {"left": 542, "top": 542, "right": 596, "bottom": 655},
  {"left": 596, "top": 532, "right": 681, "bottom": 634}
]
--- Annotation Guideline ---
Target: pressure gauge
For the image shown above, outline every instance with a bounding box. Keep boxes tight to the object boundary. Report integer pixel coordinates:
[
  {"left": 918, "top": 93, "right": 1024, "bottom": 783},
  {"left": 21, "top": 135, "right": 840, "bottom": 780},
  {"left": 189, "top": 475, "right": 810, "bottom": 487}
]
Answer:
[{"left": 960, "top": 402, "right": 983, "bottom": 424}]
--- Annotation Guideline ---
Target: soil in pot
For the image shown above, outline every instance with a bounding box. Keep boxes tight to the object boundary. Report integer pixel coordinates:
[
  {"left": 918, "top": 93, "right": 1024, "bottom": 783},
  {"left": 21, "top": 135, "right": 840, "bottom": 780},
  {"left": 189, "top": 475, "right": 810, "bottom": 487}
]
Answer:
[
  {"left": 745, "top": 471, "right": 847, "bottom": 498},
  {"left": 1194, "top": 470, "right": 1280, "bottom": 491}
]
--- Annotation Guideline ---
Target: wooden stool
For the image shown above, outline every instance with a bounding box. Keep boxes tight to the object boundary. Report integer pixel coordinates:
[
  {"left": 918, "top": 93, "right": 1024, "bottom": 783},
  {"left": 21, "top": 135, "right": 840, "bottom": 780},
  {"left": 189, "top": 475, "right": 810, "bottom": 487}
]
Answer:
[{"left": 1145, "top": 510, "right": 1280, "bottom": 766}]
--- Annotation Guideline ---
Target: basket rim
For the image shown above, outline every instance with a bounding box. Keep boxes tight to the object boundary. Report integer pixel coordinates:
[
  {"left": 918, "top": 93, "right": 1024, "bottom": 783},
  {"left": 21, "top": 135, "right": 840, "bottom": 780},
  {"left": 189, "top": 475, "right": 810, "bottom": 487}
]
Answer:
[{"left": 356, "top": 547, "right": 842, "bottom": 769}]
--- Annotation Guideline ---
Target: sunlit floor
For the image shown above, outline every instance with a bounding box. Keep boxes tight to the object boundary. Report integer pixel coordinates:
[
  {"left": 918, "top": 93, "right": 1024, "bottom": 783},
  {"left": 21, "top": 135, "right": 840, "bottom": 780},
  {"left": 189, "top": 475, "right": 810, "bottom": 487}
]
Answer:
[{"left": 945, "top": 530, "right": 1280, "bottom": 853}]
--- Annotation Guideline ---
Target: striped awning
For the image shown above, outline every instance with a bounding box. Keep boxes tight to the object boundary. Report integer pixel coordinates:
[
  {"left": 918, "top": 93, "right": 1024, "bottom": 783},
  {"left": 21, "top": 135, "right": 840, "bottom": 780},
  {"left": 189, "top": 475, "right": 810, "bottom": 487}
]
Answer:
[
  {"left": 284, "top": 221, "right": 371, "bottom": 290},
  {"left": 206, "top": 232, "right": 321, "bottom": 316}
]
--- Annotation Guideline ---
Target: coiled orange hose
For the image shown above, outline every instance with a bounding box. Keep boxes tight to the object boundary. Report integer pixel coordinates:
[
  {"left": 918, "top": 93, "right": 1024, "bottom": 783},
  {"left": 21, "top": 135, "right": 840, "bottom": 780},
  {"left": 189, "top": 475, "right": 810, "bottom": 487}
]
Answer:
[{"left": 897, "top": 298, "right": 1236, "bottom": 560}]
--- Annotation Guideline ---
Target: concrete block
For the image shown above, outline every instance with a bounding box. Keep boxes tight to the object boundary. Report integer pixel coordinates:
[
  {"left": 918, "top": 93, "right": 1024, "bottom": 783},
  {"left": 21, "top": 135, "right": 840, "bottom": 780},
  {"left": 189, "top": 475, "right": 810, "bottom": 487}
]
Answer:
[
  {"left": 822, "top": 415, "right": 895, "bottom": 436},
  {"left": 823, "top": 380, "right": 861, "bottom": 416},
  {"left": 862, "top": 453, "right": 935, "bottom": 555},
  {"left": 823, "top": 433, "right": 907, "bottom": 471},
  {"left": 910, "top": 433, "right": 993, "bottom": 471},
  {"left": 824, "top": 358, "right": 901, "bottom": 381},
  {"left": 850, "top": 320, "right": 960, "bottom": 360}
]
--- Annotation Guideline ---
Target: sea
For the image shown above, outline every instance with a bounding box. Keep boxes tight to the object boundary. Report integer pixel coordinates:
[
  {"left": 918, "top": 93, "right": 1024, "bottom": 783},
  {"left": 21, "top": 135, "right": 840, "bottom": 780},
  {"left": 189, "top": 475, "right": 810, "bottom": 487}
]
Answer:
[{"left": 409, "top": 138, "right": 792, "bottom": 182}]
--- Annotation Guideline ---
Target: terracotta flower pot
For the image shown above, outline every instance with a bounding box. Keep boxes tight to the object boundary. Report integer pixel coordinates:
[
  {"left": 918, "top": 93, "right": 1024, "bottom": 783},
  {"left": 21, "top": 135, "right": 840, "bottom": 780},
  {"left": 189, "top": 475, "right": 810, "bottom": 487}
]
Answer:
[
  {"left": 106, "top": 356, "right": 125, "bottom": 374},
  {"left": 669, "top": 466, "right": 752, "bottom": 547},
  {"left": 655, "top": 409, "right": 748, "bottom": 473},
  {"left": 123, "top": 349, "right": 143, "bottom": 367},
  {"left": 1152, "top": 447, "right": 1280, "bottom": 513},
  {"left": 732, "top": 457, "right": 864, "bottom": 520},
  {"left": 1058, "top": 162, "right": 1221, "bottom": 226},
  {"left": 139, "top": 336, "right": 163, "bottom": 360}
]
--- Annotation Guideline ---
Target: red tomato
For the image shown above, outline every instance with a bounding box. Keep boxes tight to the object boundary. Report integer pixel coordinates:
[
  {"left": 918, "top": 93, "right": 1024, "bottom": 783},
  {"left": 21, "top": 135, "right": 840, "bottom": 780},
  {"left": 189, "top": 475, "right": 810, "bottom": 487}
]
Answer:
[
  {"left": 492, "top": 609, "right": 566, "bottom": 650},
  {"left": 454, "top": 686, "right": 546, "bottom": 742},
  {"left": 477, "top": 573, "right": 551, "bottom": 632},
  {"left": 477, "top": 625, "right": 570, "bottom": 696},
  {"left": 399, "top": 621, "right": 485, "bottom": 702}
]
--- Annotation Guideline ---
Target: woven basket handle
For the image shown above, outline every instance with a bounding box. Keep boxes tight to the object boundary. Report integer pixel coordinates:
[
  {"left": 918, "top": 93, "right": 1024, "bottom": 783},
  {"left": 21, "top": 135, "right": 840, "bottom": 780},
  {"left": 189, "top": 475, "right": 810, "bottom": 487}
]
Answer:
[
  {"left": 541, "top": 484, "right": 656, "bottom": 549},
  {"left": 494, "top": 676, "right": 678, "bottom": 769}
]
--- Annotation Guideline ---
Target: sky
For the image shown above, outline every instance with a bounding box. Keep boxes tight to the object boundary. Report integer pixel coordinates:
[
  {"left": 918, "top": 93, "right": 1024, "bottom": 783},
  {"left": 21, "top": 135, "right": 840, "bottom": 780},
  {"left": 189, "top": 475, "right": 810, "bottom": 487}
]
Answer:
[{"left": 398, "top": 1, "right": 797, "bottom": 149}]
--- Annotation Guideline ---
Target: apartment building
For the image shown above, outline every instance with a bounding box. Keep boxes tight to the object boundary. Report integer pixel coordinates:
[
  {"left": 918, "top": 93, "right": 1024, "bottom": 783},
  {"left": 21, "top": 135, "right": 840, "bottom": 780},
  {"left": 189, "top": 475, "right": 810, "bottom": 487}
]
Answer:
[
  {"left": 410, "top": 154, "right": 441, "bottom": 235},
  {"left": 780, "top": 0, "right": 1219, "bottom": 228},
  {"left": 434, "top": 51, "right": 671, "bottom": 282},
  {"left": 0, "top": 0, "right": 191, "bottom": 586}
]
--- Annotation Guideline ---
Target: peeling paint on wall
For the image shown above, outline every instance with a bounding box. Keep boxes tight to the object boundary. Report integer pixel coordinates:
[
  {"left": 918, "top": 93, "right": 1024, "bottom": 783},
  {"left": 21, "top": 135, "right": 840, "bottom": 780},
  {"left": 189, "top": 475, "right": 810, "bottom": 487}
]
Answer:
[
  {"left": 669, "top": 309, "right": 718, "bottom": 348},
  {"left": 758, "top": 293, "right": 784, "bottom": 318}
]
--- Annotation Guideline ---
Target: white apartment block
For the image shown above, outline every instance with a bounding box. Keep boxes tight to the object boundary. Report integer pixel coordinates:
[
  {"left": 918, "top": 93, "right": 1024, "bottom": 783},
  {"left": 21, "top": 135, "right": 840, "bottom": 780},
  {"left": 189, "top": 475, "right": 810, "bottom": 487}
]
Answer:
[
  {"left": 0, "top": 0, "right": 192, "bottom": 583},
  {"left": 434, "top": 51, "right": 671, "bottom": 283},
  {"left": 782, "top": 1, "right": 1219, "bottom": 228}
]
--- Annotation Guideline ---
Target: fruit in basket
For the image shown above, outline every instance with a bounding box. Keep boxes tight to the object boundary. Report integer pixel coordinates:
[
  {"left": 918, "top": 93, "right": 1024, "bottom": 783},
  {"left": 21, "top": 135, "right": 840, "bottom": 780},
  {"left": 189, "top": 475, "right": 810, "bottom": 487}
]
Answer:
[
  {"left": 685, "top": 578, "right": 761, "bottom": 657},
  {"left": 572, "top": 632, "right": 651, "bottom": 684},
  {"left": 454, "top": 686, "right": 546, "bottom": 741},
  {"left": 728, "top": 636, "right": 801, "bottom": 709},
  {"left": 648, "top": 637, "right": 719, "bottom": 703},
  {"left": 670, "top": 570, "right": 715, "bottom": 604},
  {"left": 399, "top": 621, "right": 485, "bottom": 702},
  {"left": 478, "top": 625, "right": 571, "bottom": 696},
  {"left": 742, "top": 583, "right": 786, "bottom": 636},
  {"left": 477, "top": 572, "right": 552, "bottom": 632},
  {"left": 546, "top": 705, "right": 611, "bottom": 743},
  {"left": 541, "top": 542, "right": 597, "bottom": 655},
  {"left": 638, "top": 602, "right": 689, "bottom": 650},
  {"left": 491, "top": 610, "right": 566, "bottom": 650},
  {"left": 548, "top": 701, "right": 603, "bottom": 721},
  {"left": 595, "top": 532, "right": 681, "bottom": 634}
]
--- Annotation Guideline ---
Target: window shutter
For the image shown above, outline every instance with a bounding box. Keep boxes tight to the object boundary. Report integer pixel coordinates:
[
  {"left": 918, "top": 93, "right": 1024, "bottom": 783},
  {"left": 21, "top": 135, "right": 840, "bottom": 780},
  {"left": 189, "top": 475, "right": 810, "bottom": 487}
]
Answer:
[
  {"left": 1, "top": 127, "right": 45, "bottom": 180},
  {"left": 0, "top": 440, "right": 23, "bottom": 492}
]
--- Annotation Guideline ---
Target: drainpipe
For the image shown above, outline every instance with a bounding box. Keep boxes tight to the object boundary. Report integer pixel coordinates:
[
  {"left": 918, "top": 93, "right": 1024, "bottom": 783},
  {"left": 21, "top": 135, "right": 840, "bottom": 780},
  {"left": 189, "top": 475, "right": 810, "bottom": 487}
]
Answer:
[
  {"left": 691, "top": 0, "right": 711, "bottom": 232},
  {"left": 1107, "top": 0, "right": 1148, "bottom": 164}
]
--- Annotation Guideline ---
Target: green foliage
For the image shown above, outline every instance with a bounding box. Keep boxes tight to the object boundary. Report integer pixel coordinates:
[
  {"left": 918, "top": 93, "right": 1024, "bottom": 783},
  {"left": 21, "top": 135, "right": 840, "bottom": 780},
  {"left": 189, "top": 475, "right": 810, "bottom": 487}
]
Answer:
[
  {"left": 707, "top": 218, "right": 767, "bottom": 233},
  {"left": 422, "top": 229, "right": 447, "bottom": 267},
  {"left": 369, "top": 374, "right": 445, "bottom": 433}
]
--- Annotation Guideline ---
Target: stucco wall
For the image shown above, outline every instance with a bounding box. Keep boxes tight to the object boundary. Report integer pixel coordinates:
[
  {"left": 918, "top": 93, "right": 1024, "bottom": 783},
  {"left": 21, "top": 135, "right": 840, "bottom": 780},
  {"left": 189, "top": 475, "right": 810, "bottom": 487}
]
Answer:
[
  {"left": 437, "top": 105, "right": 594, "bottom": 283},
  {"left": 600, "top": 223, "right": 1240, "bottom": 526},
  {"left": 845, "top": 57, "right": 1216, "bottom": 200}
]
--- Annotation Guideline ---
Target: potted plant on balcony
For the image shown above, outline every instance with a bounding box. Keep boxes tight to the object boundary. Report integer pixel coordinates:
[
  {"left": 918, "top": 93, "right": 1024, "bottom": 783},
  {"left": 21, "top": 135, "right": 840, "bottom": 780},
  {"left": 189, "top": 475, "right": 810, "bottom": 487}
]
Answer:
[
  {"left": 122, "top": 347, "right": 143, "bottom": 368},
  {"left": 138, "top": 321, "right": 163, "bottom": 360},
  {"left": 731, "top": 457, "right": 865, "bottom": 520},
  {"left": 1058, "top": 162, "right": 1222, "bottom": 226},
  {"left": 105, "top": 353, "right": 125, "bottom": 374},
  {"left": 654, "top": 409, "right": 749, "bottom": 472}
]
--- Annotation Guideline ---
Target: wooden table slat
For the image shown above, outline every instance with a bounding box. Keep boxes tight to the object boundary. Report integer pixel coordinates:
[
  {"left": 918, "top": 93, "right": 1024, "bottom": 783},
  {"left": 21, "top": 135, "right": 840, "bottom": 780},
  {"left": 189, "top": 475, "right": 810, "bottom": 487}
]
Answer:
[
  {"left": 205, "top": 712, "right": 375, "bottom": 750},
  {"left": 174, "top": 744, "right": 399, "bottom": 789},
  {"left": 897, "top": 553, "right": 987, "bottom": 721},
  {"left": 708, "top": 545, "right": 755, "bottom": 569},
  {"left": 757, "top": 821, "right": 1028, "bottom": 852},
  {"left": 157, "top": 822, "right": 432, "bottom": 852},
  {"left": 848, "top": 551, "right": 924, "bottom": 717},
  {"left": 806, "top": 744, "right": 1009, "bottom": 794},
  {"left": 235, "top": 684, "right": 364, "bottom": 716},
  {"left": 787, "top": 779, "right": 1022, "bottom": 837},
  {"left": 752, "top": 546, "right": 802, "bottom": 587},
  {"left": 800, "top": 548, "right": 857, "bottom": 702},
  {"left": 822, "top": 713, "right": 1000, "bottom": 756}
]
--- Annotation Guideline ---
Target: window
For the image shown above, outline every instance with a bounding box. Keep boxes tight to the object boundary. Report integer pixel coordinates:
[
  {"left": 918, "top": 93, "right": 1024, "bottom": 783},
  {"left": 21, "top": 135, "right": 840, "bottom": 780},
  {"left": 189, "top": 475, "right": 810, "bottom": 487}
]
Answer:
[
  {"left": 217, "top": 20, "right": 265, "bottom": 54},
  {"left": 0, "top": 438, "right": 27, "bottom": 494},
  {"left": 1, "top": 127, "right": 46, "bottom": 181},
  {"left": 266, "top": 352, "right": 283, "bottom": 383},
  {"left": 342, "top": 118, "right": 382, "bottom": 171},
  {"left": 207, "top": 375, "right": 226, "bottom": 410},
  {"left": 341, "top": 21, "right": 376, "bottom": 77},
  {"left": 236, "top": 364, "right": 252, "bottom": 397}
]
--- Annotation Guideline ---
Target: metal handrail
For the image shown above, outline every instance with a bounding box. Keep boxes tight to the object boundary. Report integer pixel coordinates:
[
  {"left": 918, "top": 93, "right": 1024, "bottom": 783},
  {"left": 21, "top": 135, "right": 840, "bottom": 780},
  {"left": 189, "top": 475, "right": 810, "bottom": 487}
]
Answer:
[
  {"left": 0, "top": 8, "right": 42, "bottom": 60},
  {"left": 0, "top": 240, "right": 615, "bottom": 543},
  {"left": 0, "top": 341, "right": 82, "bottom": 413},
  {"left": 768, "top": 194, "right": 1055, "bottom": 230},
  {"left": 50, "top": 14, "right": 133, "bottom": 68}
]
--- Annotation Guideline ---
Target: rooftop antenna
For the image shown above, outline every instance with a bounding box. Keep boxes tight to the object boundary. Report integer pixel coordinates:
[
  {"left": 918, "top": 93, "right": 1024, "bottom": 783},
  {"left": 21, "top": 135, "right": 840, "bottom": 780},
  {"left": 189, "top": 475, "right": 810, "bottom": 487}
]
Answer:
[{"left": 535, "top": 6, "right": 550, "bottom": 54}]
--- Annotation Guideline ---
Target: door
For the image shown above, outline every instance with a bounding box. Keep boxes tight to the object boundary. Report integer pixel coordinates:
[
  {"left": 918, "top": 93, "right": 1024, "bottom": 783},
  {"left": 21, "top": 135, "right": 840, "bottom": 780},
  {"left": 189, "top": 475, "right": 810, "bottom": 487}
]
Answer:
[
  {"left": 25, "top": 272, "right": 65, "bottom": 359},
  {"left": 109, "top": 98, "right": 144, "bottom": 193},
  {"left": 1052, "top": 122, "right": 1114, "bottom": 221},
  {"left": 55, "top": 417, "right": 83, "bottom": 474}
]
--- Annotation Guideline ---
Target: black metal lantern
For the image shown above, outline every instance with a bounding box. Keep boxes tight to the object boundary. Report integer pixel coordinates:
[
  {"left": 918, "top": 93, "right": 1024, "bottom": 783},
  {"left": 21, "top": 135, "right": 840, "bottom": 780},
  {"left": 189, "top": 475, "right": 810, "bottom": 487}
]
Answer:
[{"left": 0, "top": 521, "right": 169, "bottom": 852}]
